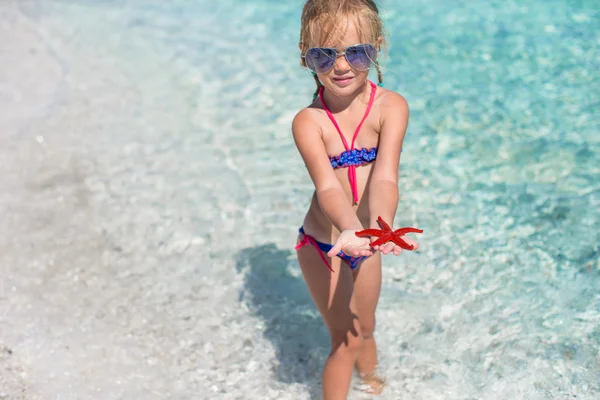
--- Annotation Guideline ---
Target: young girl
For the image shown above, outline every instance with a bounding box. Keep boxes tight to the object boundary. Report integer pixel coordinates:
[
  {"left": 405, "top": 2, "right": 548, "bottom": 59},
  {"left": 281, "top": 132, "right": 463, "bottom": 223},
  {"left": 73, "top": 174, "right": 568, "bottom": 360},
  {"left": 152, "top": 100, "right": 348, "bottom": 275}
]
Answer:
[{"left": 292, "top": 0, "right": 419, "bottom": 398}]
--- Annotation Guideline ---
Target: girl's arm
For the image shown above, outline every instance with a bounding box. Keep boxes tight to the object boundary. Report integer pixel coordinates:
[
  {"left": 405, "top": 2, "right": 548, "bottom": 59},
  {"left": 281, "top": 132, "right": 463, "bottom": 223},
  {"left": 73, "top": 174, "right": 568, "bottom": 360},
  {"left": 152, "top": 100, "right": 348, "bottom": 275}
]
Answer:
[
  {"left": 292, "top": 109, "right": 363, "bottom": 232},
  {"left": 368, "top": 92, "right": 409, "bottom": 235},
  {"left": 292, "top": 109, "right": 372, "bottom": 257}
]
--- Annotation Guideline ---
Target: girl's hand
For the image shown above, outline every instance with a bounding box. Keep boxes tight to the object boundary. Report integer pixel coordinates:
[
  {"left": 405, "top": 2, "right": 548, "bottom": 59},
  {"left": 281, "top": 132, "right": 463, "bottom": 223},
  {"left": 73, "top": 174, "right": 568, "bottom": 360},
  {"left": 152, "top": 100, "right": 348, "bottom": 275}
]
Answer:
[
  {"left": 327, "top": 230, "right": 374, "bottom": 258},
  {"left": 371, "top": 235, "right": 419, "bottom": 256}
]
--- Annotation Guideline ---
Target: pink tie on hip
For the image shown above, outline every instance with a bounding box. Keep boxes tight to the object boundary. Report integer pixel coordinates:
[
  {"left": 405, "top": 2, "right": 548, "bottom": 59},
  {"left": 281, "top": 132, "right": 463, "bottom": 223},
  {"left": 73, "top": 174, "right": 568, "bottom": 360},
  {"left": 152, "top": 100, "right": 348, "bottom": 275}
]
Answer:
[{"left": 295, "top": 234, "right": 334, "bottom": 272}]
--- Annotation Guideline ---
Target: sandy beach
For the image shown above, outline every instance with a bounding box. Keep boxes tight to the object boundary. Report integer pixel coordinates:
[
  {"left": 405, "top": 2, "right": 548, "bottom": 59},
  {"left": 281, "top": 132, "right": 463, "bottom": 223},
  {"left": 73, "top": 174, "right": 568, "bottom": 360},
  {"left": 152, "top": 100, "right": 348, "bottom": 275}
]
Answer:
[{"left": 0, "top": 1, "right": 226, "bottom": 398}]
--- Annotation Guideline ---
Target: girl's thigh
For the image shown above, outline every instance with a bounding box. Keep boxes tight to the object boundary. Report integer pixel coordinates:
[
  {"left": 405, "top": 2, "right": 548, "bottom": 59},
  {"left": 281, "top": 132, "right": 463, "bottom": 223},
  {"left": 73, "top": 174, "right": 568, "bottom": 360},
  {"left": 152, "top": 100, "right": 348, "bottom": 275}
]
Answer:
[
  {"left": 296, "top": 240, "right": 361, "bottom": 339},
  {"left": 351, "top": 252, "right": 382, "bottom": 328}
]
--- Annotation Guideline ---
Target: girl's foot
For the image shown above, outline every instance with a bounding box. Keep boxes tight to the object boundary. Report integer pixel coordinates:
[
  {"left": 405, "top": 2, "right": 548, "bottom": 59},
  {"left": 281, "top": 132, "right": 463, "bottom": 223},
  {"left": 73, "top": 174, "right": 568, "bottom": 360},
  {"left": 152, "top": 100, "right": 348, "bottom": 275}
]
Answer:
[{"left": 356, "top": 373, "right": 386, "bottom": 395}]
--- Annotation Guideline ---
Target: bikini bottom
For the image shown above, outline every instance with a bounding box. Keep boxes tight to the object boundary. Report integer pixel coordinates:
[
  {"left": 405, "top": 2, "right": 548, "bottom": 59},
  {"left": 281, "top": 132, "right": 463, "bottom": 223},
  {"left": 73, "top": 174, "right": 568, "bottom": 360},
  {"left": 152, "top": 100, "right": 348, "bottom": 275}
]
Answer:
[{"left": 295, "top": 226, "right": 372, "bottom": 271}]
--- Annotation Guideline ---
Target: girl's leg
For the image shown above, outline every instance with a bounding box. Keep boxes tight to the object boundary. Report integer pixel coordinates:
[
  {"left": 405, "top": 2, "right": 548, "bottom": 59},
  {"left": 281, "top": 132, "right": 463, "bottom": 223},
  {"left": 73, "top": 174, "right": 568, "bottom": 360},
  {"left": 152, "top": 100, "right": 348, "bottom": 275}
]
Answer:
[
  {"left": 352, "top": 252, "right": 385, "bottom": 393},
  {"left": 297, "top": 239, "right": 363, "bottom": 400}
]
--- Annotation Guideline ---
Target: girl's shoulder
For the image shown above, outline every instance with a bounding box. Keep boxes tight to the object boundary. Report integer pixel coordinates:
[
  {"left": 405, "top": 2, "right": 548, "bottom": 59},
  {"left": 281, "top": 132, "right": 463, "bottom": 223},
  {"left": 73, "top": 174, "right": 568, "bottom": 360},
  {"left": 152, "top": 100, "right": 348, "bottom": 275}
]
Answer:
[
  {"left": 372, "top": 87, "right": 409, "bottom": 131},
  {"left": 291, "top": 105, "right": 324, "bottom": 142},
  {"left": 373, "top": 88, "right": 410, "bottom": 139},
  {"left": 374, "top": 87, "right": 409, "bottom": 116},
  {"left": 291, "top": 97, "right": 329, "bottom": 136}
]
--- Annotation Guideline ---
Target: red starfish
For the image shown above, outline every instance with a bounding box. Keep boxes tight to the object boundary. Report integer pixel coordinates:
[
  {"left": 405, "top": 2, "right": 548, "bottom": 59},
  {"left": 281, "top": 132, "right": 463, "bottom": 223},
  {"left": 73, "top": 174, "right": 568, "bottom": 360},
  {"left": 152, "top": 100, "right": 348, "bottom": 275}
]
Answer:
[{"left": 355, "top": 216, "right": 423, "bottom": 250}]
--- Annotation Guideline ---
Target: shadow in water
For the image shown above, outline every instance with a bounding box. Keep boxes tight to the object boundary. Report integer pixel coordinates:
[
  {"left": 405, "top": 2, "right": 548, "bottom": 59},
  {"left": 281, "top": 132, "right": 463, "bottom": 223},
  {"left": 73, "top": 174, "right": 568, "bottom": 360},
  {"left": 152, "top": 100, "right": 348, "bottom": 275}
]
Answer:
[{"left": 236, "top": 243, "right": 328, "bottom": 399}]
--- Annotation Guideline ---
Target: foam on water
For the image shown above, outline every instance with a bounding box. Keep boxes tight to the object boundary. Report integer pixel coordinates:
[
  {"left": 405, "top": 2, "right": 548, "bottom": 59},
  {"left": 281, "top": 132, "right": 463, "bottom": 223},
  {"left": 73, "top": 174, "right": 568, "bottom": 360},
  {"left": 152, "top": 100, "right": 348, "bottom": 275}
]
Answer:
[{"left": 1, "top": 0, "right": 598, "bottom": 399}]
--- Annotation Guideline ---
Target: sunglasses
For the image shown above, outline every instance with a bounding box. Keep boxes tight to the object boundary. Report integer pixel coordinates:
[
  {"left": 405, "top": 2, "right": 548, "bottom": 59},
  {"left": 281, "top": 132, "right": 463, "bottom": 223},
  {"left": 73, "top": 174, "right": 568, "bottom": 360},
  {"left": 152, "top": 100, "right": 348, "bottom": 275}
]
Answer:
[{"left": 302, "top": 44, "right": 378, "bottom": 74}]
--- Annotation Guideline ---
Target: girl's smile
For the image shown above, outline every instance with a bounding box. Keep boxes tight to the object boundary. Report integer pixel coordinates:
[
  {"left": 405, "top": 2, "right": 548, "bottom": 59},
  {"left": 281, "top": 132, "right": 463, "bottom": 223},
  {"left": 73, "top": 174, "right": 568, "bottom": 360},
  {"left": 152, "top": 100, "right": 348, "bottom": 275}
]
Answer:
[{"left": 332, "top": 76, "right": 354, "bottom": 87}]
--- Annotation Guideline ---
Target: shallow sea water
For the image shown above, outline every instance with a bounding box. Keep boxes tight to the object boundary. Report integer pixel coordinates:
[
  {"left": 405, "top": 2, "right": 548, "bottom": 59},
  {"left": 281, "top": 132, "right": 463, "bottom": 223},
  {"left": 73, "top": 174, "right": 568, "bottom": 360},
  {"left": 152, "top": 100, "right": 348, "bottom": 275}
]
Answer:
[{"left": 0, "top": 0, "right": 598, "bottom": 399}]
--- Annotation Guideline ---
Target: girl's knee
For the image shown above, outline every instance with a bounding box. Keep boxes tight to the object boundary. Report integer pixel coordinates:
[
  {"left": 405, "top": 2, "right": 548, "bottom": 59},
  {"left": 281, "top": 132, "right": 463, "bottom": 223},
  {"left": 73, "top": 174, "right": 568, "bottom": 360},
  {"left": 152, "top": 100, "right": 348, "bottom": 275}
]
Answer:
[
  {"left": 330, "top": 328, "right": 364, "bottom": 357},
  {"left": 360, "top": 317, "right": 376, "bottom": 340}
]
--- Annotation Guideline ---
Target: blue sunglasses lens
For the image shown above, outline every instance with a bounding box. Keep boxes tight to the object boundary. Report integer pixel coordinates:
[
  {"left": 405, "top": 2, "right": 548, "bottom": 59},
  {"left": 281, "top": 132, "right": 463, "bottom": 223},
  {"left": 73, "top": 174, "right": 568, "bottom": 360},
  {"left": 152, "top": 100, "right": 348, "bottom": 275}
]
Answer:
[
  {"left": 305, "top": 48, "right": 337, "bottom": 73},
  {"left": 305, "top": 45, "right": 376, "bottom": 73},
  {"left": 346, "top": 44, "right": 377, "bottom": 70}
]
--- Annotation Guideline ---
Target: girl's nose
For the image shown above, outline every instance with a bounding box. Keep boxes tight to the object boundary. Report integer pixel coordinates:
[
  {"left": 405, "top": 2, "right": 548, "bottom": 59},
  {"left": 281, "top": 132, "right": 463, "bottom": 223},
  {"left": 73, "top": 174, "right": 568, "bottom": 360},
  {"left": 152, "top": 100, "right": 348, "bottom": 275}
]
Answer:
[{"left": 334, "top": 53, "right": 350, "bottom": 70}]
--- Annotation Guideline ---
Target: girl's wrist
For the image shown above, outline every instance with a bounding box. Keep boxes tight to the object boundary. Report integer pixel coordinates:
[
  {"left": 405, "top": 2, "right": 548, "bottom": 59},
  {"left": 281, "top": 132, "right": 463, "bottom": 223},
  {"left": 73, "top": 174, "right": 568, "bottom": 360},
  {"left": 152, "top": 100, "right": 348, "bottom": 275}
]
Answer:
[
  {"left": 341, "top": 223, "right": 364, "bottom": 232},
  {"left": 339, "top": 215, "right": 364, "bottom": 232}
]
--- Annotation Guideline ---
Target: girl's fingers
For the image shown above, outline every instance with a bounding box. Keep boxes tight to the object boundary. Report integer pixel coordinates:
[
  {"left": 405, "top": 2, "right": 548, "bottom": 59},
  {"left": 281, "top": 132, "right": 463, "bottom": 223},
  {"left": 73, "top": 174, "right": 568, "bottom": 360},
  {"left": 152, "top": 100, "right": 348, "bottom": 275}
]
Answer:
[
  {"left": 377, "top": 242, "right": 404, "bottom": 256},
  {"left": 330, "top": 232, "right": 377, "bottom": 258},
  {"left": 383, "top": 242, "right": 395, "bottom": 254},
  {"left": 360, "top": 247, "right": 374, "bottom": 257},
  {"left": 352, "top": 240, "right": 374, "bottom": 257},
  {"left": 327, "top": 240, "right": 345, "bottom": 258}
]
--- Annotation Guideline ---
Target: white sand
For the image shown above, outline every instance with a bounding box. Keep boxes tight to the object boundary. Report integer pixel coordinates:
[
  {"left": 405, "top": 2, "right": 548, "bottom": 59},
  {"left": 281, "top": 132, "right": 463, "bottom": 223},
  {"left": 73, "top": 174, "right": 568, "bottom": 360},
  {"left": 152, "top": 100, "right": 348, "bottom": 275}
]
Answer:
[{"left": 0, "top": 1, "right": 227, "bottom": 398}]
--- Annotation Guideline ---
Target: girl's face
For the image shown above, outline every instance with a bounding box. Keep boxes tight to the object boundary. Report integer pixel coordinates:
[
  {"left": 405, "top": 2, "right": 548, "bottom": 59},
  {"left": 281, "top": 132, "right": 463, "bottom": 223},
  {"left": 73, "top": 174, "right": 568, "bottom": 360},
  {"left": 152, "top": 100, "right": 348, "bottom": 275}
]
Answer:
[{"left": 310, "top": 17, "right": 379, "bottom": 97}]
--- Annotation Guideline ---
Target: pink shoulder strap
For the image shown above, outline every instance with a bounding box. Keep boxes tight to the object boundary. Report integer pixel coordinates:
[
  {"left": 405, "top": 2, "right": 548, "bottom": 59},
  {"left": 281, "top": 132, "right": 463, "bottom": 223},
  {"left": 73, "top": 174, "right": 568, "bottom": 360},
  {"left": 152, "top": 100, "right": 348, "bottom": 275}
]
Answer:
[{"left": 319, "top": 81, "right": 377, "bottom": 203}]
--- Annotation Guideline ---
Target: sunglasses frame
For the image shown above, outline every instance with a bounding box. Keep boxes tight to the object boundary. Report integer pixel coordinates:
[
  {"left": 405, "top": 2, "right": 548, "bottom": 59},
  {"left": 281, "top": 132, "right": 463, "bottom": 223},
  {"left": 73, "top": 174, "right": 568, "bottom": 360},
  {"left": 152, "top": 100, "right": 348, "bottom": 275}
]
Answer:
[{"left": 301, "top": 43, "right": 378, "bottom": 74}]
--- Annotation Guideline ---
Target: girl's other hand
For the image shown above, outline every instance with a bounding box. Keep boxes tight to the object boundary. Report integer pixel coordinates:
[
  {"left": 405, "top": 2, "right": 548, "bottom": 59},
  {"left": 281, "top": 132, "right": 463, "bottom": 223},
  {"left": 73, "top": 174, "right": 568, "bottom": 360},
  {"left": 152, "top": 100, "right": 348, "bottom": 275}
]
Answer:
[
  {"left": 371, "top": 235, "right": 419, "bottom": 256},
  {"left": 327, "top": 230, "right": 374, "bottom": 258}
]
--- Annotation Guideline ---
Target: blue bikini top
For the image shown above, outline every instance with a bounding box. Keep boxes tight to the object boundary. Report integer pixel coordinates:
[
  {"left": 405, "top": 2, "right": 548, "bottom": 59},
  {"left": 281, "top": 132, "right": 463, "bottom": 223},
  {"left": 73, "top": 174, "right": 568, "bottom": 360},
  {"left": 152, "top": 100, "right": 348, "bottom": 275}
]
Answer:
[{"left": 329, "top": 147, "right": 377, "bottom": 169}]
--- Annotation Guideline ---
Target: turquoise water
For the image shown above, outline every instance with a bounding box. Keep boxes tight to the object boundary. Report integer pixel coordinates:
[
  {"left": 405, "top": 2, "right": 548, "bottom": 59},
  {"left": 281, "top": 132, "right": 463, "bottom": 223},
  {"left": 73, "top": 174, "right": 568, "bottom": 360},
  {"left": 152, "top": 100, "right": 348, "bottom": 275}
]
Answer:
[{"left": 7, "top": 0, "right": 599, "bottom": 398}]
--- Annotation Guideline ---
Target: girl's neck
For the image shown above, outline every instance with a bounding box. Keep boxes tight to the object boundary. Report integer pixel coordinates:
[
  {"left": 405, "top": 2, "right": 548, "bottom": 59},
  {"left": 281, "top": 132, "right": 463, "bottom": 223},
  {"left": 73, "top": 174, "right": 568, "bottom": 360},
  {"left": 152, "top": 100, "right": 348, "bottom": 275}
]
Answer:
[{"left": 321, "top": 80, "right": 372, "bottom": 113}]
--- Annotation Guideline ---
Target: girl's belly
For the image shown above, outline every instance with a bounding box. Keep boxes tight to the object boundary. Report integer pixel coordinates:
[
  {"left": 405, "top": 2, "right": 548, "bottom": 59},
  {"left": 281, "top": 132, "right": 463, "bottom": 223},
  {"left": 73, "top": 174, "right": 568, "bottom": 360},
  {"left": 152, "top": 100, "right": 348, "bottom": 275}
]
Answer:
[{"left": 301, "top": 192, "right": 371, "bottom": 245}]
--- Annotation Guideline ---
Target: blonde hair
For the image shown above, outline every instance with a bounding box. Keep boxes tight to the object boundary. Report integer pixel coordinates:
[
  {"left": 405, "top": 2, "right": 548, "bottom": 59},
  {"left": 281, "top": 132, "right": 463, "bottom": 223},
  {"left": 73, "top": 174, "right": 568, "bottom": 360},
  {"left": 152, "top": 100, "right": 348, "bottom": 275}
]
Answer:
[{"left": 299, "top": 0, "right": 386, "bottom": 99}]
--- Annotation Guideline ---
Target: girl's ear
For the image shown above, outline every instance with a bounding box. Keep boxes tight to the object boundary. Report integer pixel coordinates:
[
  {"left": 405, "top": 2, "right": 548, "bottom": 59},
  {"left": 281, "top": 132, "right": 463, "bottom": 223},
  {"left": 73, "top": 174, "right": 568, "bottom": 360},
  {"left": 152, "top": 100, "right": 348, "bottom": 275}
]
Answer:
[
  {"left": 299, "top": 42, "right": 306, "bottom": 67},
  {"left": 375, "top": 36, "right": 383, "bottom": 52}
]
